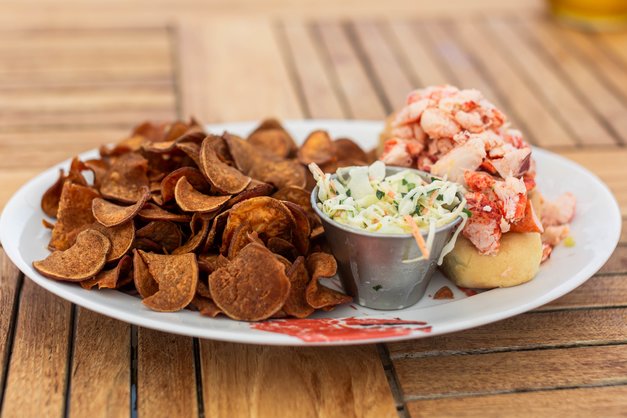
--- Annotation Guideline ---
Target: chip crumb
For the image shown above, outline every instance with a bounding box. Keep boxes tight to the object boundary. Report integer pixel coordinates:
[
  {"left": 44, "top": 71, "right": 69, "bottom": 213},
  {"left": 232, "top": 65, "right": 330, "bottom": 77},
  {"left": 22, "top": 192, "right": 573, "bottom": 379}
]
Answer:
[{"left": 433, "top": 286, "right": 454, "bottom": 300}]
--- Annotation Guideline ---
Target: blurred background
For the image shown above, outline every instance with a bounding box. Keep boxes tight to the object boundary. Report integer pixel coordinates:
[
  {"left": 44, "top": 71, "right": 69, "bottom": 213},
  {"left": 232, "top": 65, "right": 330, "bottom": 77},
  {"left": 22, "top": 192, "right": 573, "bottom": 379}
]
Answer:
[{"left": 0, "top": 0, "right": 626, "bottom": 210}]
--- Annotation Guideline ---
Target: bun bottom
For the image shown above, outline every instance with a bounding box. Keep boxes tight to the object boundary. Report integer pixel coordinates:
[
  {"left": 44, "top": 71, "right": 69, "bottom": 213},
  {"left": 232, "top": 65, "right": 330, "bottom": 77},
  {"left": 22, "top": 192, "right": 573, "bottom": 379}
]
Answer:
[{"left": 440, "top": 233, "right": 542, "bottom": 289}]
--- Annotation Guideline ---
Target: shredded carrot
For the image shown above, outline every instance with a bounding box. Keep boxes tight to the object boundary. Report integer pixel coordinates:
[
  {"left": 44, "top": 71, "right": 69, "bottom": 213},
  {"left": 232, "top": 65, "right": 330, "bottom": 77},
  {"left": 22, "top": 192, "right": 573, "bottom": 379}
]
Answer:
[
  {"left": 404, "top": 215, "right": 429, "bottom": 259},
  {"left": 387, "top": 190, "right": 395, "bottom": 198}
]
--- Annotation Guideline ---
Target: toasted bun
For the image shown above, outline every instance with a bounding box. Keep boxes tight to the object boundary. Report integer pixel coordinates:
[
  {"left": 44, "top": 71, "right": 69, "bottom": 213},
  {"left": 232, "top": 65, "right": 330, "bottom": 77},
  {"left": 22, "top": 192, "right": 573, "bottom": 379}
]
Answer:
[{"left": 440, "top": 232, "right": 542, "bottom": 289}]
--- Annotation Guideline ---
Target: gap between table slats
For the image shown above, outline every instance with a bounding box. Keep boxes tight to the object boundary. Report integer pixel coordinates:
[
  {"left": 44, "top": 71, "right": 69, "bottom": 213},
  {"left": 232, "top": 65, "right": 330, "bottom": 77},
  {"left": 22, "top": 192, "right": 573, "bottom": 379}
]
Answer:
[{"left": 0, "top": 249, "right": 23, "bottom": 414}]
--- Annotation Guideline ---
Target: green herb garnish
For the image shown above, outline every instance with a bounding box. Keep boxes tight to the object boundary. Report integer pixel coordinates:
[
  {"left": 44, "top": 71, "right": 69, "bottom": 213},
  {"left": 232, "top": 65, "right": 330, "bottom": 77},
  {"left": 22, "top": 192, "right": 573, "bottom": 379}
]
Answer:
[
  {"left": 463, "top": 208, "right": 473, "bottom": 218},
  {"left": 373, "top": 285, "right": 383, "bottom": 291},
  {"left": 376, "top": 190, "right": 385, "bottom": 199}
]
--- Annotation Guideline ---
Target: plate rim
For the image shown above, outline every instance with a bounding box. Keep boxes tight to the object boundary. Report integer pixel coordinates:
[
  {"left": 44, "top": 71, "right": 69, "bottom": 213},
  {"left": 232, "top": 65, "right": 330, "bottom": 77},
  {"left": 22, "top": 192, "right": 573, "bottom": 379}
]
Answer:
[{"left": 0, "top": 119, "right": 621, "bottom": 346}]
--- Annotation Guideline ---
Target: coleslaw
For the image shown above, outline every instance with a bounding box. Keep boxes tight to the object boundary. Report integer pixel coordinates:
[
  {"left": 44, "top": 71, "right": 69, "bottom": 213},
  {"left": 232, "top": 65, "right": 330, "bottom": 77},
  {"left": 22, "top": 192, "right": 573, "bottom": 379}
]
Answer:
[{"left": 309, "top": 161, "right": 468, "bottom": 264}]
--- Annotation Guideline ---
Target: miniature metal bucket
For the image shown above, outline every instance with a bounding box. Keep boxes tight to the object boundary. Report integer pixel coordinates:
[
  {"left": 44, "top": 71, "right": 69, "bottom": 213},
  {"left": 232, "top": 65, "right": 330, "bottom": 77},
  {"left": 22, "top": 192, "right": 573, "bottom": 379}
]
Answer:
[{"left": 311, "top": 166, "right": 462, "bottom": 310}]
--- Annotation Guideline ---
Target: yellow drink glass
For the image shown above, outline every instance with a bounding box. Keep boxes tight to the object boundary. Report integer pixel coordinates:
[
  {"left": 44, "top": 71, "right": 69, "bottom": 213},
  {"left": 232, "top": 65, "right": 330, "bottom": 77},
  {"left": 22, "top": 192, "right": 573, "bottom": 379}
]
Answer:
[{"left": 548, "top": 0, "right": 627, "bottom": 30}]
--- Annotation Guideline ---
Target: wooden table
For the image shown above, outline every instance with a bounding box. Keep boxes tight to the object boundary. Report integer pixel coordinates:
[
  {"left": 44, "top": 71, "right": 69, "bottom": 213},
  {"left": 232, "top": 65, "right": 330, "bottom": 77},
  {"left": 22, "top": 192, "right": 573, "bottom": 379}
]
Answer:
[{"left": 1, "top": 5, "right": 626, "bottom": 417}]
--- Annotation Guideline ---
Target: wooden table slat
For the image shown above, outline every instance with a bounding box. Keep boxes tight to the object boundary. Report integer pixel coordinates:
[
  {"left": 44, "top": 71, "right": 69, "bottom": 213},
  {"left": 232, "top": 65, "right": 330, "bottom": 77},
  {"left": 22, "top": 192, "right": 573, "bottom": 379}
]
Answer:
[
  {"left": 351, "top": 21, "right": 415, "bottom": 112},
  {"left": 486, "top": 18, "right": 616, "bottom": 146},
  {"left": 0, "top": 250, "right": 21, "bottom": 406},
  {"left": 519, "top": 19, "right": 627, "bottom": 145},
  {"left": 387, "top": 307, "right": 627, "bottom": 358},
  {"left": 178, "top": 18, "right": 302, "bottom": 123},
  {"left": 394, "top": 345, "right": 627, "bottom": 399},
  {"left": 451, "top": 20, "right": 575, "bottom": 148},
  {"left": 315, "top": 21, "right": 386, "bottom": 119},
  {"left": 137, "top": 328, "right": 198, "bottom": 418},
  {"left": 68, "top": 309, "right": 130, "bottom": 418},
  {"left": 280, "top": 21, "right": 346, "bottom": 119},
  {"left": 387, "top": 21, "right": 450, "bottom": 88},
  {"left": 199, "top": 342, "right": 398, "bottom": 418},
  {"left": 1, "top": 279, "right": 72, "bottom": 418},
  {"left": 406, "top": 385, "right": 627, "bottom": 418},
  {"left": 537, "top": 274, "right": 627, "bottom": 311}
]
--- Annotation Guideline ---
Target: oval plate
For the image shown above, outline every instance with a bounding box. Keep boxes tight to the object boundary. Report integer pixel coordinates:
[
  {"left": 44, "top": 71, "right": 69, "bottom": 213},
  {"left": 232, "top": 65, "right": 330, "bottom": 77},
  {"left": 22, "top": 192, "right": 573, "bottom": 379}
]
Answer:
[{"left": 0, "top": 120, "right": 621, "bottom": 346}]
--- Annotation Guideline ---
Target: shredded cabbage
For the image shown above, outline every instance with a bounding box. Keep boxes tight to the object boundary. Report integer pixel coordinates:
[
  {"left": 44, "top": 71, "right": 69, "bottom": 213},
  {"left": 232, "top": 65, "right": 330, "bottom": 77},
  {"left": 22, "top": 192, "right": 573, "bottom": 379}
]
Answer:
[{"left": 309, "top": 161, "right": 466, "bottom": 265}]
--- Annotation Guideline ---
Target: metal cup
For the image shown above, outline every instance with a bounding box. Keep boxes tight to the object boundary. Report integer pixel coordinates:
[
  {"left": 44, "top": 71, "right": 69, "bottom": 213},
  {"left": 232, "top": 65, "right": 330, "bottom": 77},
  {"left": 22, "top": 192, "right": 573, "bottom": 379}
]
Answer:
[{"left": 311, "top": 166, "right": 463, "bottom": 310}]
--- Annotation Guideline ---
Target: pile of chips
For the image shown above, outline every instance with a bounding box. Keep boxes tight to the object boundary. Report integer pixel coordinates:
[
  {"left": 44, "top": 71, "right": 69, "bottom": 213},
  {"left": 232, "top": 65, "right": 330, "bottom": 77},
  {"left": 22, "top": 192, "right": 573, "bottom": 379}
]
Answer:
[{"left": 34, "top": 119, "right": 374, "bottom": 321}]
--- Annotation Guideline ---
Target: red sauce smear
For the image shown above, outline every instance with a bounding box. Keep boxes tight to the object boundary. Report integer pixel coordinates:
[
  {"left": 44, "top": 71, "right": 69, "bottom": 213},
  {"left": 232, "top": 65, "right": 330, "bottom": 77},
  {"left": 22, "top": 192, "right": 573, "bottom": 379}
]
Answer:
[
  {"left": 251, "top": 317, "right": 432, "bottom": 342},
  {"left": 457, "top": 286, "right": 478, "bottom": 297}
]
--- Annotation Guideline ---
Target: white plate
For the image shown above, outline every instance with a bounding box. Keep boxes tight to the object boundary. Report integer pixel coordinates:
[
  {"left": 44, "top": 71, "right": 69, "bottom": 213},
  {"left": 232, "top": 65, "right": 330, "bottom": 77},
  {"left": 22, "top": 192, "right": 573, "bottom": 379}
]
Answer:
[{"left": 0, "top": 120, "right": 621, "bottom": 346}]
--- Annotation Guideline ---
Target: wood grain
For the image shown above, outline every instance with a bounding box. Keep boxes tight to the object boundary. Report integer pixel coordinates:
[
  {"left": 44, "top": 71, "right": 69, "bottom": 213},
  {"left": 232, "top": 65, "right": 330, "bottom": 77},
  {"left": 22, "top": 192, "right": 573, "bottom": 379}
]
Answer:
[
  {"left": 137, "top": 328, "right": 197, "bottom": 418},
  {"left": 0, "top": 1, "right": 544, "bottom": 30},
  {"left": 280, "top": 22, "right": 345, "bottom": 119},
  {"left": 557, "top": 149, "right": 627, "bottom": 215},
  {"left": 406, "top": 385, "right": 627, "bottom": 418},
  {"left": 394, "top": 345, "right": 627, "bottom": 399},
  {"left": 0, "top": 250, "right": 21, "bottom": 401},
  {"left": 387, "top": 308, "right": 627, "bottom": 358},
  {"left": 559, "top": 28, "right": 627, "bottom": 105},
  {"left": 486, "top": 18, "right": 616, "bottom": 146},
  {"left": 177, "top": 18, "right": 302, "bottom": 123},
  {"left": 451, "top": 20, "right": 575, "bottom": 148},
  {"left": 0, "top": 128, "right": 129, "bottom": 170},
  {"left": 351, "top": 21, "right": 414, "bottom": 112},
  {"left": 520, "top": 19, "right": 627, "bottom": 145},
  {"left": 1, "top": 279, "right": 72, "bottom": 418},
  {"left": 315, "top": 21, "right": 386, "bottom": 119},
  {"left": 387, "top": 21, "right": 450, "bottom": 88},
  {"left": 67, "top": 309, "right": 130, "bottom": 418},
  {"left": 537, "top": 274, "right": 627, "bottom": 311},
  {"left": 199, "top": 341, "right": 397, "bottom": 418},
  {"left": 598, "top": 247, "right": 627, "bottom": 275}
]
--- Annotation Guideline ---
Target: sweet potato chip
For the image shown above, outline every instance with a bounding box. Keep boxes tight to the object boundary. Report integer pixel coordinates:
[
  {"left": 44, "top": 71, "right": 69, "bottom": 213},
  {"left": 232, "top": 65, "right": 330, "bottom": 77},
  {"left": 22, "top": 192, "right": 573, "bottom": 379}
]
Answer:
[
  {"left": 174, "top": 177, "right": 231, "bottom": 213},
  {"left": 334, "top": 138, "right": 368, "bottom": 163},
  {"left": 140, "top": 252, "right": 198, "bottom": 312},
  {"left": 272, "top": 186, "right": 320, "bottom": 228},
  {"left": 297, "top": 130, "right": 335, "bottom": 165},
  {"left": 81, "top": 254, "right": 133, "bottom": 290},
  {"left": 209, "top": 243, "right": 290, "bottom": 321},
  {"left": 203, "top": 210, "right": 230, "bottom": 251},
  {"left": 138, "top": 203, "right": 191, "bottom": 223},
  {"left": 100, "top": 153, "right": 150, "bottom": 203},
  {"left": 284, "top": 256, "right": 315, "bottom": 318},
  {"left": 133, "top": 237, "right": 164, "bottom": 253},
  {"left": 161, "top": 167, "right": 210, "bottom": 203},
  {"left": 226, "top": 223, "right": 252, "bottom": 259},
  {"left": 255, "top": 159, "right": 307, "bottom": 190},
  {"left": 221, "top": 197, "right": 295, "bottom": 254},
  {"left": 248, "top": 129, "right": 296, "bottom": 158},
  {"left": 172, "top": 214, "right": 211, "bottom": 255},
  {"left": 133, "top": 249, "right": 158, "bottom": 298},
  {"left": 136, "top": 221, "right": 182, "bottom": 253},
  {"left": 225, "top": 180, "right": 274, "bottom": 209},
  {"left": 34, "top": 229, "right": 111, "bottom": 281},
  {"left": 305, "top": 252, "right": 352, "bottom": 309},
  {"left": 41, "top": 169, "right": 65, "bottom": 218},
  {"left": 200, "top": 135, "right": 251, "bottom": 194},
  {"left": 42, "top": 219, "right": 55, "bottom": 229},
  {"left": 267, "top": 237, "right": 297, "bottom": 260},
  {"left": 197, "top": 253, "right": 221, "bottom": 274},
  {"left": 91, "top": 221, "right": 135, "bottom": 263},
  {"left": 92, "top": 188, "right": 150, "bottom": 227},
  {"left": 282, "top": 201, "right": 311, "bottom": 255},
  {"left": 196, "top": 276, "right": 212, "bottom": 297},
  {"left": 189, "top": 296, "right": 222, "bottom": 317},
  {"left": 175, "top": 142, "right": 202, "bottom": 167},
  {"left": 224, "top": 134, "right": 306, "bottom": 189},
  {"left": 49, "top": 182, "right": 100, "bottom": 251}
]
